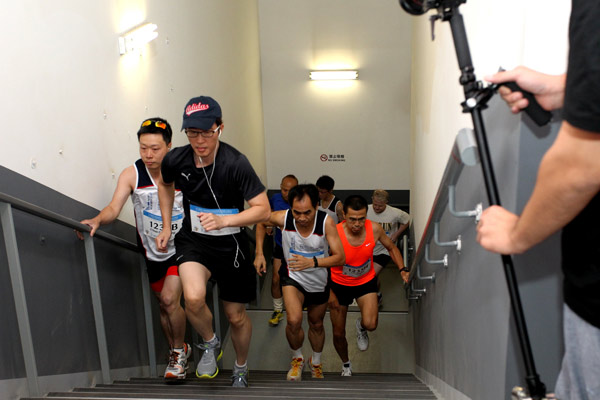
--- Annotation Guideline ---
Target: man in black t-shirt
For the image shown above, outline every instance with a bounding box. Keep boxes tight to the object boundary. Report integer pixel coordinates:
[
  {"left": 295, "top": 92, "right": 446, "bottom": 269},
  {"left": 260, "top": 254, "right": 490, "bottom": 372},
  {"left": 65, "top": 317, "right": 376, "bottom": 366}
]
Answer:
[
  {"left": 156, "top": 96, "right": 270, "bottom": 388},
  {"left": 477, "top": 2, "right": 600, "bottom": 398}
]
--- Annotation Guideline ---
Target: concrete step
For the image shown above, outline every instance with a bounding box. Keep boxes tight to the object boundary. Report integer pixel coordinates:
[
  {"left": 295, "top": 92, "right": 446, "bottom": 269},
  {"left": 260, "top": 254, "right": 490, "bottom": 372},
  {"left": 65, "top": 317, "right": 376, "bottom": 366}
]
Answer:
[{"left": 21, "top": 370, "right": 436, "bottom": 400}]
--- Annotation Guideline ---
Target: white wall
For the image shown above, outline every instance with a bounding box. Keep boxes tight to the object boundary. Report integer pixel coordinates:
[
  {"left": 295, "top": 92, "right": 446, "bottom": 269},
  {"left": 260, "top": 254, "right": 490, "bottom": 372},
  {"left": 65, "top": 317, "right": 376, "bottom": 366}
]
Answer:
[
  {"left": 409, "top": 0, "right": 570, "bottom": 247},
  {"left": 0, "top": 0, "right": 265, "bottom": 226},
  {"left": 258, "top": 0, "right": 413, "bottom": 189}
]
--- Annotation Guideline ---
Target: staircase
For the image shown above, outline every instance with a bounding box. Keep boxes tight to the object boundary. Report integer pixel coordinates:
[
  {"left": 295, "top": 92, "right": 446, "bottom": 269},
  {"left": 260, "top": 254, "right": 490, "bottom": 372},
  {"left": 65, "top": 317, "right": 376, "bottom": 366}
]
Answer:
[{"left": 21, "top": 371, "right": 436, "bottom": 399}]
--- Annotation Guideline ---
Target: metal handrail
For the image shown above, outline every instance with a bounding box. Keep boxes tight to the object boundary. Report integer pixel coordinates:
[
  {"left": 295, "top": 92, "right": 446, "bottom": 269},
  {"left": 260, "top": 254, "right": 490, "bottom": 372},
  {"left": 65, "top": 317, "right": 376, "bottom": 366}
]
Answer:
[
  {"left": 0, "top": 191, "right": 151, "bottom": 396},
  {"left": 0, "top": 192, "right": 136, "bottom": 251},
  {"left": 408, "top": 128, "right": 479, "bottom": 289}
]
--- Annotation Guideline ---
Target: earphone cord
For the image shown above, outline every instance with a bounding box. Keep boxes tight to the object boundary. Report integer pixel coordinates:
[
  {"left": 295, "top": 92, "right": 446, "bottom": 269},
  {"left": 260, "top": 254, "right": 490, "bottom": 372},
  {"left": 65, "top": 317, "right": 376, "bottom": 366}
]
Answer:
[{"left": 198, "top": 139, "right": 243, "bottom": 268}]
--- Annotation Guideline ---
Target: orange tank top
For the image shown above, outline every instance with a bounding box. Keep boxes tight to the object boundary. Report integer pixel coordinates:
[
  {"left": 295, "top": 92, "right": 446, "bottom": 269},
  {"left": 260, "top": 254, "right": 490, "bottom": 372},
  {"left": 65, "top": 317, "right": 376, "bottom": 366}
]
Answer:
[{"left": 331, "top": 219, "right": 376, "bottom": 286}]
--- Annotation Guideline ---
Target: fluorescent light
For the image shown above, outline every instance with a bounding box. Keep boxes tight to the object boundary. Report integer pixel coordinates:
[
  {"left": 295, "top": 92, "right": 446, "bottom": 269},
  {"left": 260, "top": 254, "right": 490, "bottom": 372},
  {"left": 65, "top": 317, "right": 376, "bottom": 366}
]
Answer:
[
  {"left": 118, "top": 23, "right": 158, "bottom": 55},
  {"left": 309, "top": 70, "right": 358, "bottom": 81}
]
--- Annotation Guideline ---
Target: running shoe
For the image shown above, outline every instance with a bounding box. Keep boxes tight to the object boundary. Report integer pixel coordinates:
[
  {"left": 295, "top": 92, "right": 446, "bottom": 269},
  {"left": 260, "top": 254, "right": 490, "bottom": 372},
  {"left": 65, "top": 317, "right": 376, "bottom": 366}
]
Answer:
[
  {"left": 341, "top": 362, "right": 352, "bottom": 377},
  {"left": 268, "top": 310, "right": 284, "bottom": 326},
  {"left": 356, "top": 318, "right": 369, "bottom": 351},
  {"left": 195, "top": 337, "right": 223, "bottom": 378},
  {"left": 309, "top": 357, "right": 324, "bottom": 379},
  {"left": 286, "top": 357, "right": 304, "bottom": 381},
  {"left": 231, "top": 365, "right": 249, "bottom": 387},
  {"left": 164, "top": 343, "right": 190, "bottom": 379}
]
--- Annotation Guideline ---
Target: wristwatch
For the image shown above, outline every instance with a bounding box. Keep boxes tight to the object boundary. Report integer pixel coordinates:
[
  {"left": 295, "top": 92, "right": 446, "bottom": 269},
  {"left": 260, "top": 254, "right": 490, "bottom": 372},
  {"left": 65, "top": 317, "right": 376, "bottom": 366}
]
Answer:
[
  {"left": 400, "top": 267, "right": 409, "bottom": 272},
  {"left": 313, "top": 256, "right": 319, "bottom": 268}
]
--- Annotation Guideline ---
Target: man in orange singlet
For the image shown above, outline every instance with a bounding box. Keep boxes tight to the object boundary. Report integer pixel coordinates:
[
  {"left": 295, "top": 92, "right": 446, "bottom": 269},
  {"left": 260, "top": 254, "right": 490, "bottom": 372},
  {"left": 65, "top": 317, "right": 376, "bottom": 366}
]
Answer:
[{"left": 329, "top": 195, "right": 409, "bottom": 376}]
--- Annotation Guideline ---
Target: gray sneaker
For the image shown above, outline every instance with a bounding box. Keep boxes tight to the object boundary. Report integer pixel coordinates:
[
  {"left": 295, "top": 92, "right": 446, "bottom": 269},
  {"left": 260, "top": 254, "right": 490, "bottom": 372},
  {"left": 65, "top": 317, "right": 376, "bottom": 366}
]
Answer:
[
  {"left": 231, "top": 366, "right": 249, "bottom": 387},
  {"left": 195, "top": 337, "right": 223, "bottom": 379},
  {"left": 356, "top": 318, "right": 369, "bottom": 351}
]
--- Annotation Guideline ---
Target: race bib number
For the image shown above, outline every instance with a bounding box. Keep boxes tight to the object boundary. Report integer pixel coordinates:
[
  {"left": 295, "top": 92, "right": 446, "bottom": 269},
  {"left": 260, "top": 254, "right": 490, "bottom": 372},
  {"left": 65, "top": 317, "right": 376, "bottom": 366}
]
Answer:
[
  {"left": 342, "top": 259, "right": 372, "bottom": 278},
  {"left": 142, "top": 210, "right": 183, "bottom": 239},
  {"left": 190, "top": 205, "right": 241, "bottom": 236}
]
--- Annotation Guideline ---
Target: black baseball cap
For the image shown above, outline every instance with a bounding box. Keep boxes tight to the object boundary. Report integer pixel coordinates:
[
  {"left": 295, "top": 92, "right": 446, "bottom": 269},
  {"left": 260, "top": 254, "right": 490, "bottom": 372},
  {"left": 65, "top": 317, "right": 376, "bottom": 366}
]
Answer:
[{"left": 181, "top": 96, "right": 222, "bottom": 131}]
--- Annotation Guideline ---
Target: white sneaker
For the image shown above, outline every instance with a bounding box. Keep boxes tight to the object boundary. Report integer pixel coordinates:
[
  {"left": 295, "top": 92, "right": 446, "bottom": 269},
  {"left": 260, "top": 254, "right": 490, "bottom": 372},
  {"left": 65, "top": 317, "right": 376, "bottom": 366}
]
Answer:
[
  {"left": 164, "top": 343, "right": 190, "bottom": 379},
  {"left": 356, "top": 318, "right": 369, "bottom": 351},
  {"left": 287, "top": 357, "right": 304, "bottom": 381},
  {"left": 341, "top": 362, "right": 352, "bottom": 376}
]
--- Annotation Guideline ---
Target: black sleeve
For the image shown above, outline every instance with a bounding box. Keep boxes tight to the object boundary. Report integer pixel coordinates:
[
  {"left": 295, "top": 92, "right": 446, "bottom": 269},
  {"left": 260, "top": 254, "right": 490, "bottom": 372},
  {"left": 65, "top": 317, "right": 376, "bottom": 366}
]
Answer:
[
  {"left": 563, "top": 0, "right": 600, "bottom": 133},
  {"left": 161, "top": 151, "right": 176, "bottom": 184},
  {"left": 232, "top": 153, "right": 266, "bottom": 201}
]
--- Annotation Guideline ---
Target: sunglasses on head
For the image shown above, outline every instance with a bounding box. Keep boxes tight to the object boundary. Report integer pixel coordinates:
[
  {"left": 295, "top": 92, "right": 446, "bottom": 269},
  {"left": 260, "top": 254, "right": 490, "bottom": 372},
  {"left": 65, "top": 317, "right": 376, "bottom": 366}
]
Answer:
[{"left": 141, "top": 120, "right": 167, "bottom": 130}]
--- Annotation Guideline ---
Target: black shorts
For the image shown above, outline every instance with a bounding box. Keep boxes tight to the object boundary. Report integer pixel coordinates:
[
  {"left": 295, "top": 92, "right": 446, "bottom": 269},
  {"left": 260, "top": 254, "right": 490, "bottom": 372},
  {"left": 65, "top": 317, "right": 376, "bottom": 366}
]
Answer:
[
  {"left": 330, "top": 277, "right": 378, "bottom": 306},
  {"left": 280, "top": 275, "right": 329, "bottom": 307},
  {"left": 145, "top": 254, "right": 179, "bottom": 284},
  {"left": 373, "top": 254, "right": 391, "bottom": 268},
  {"left": 273, "top": 243, "right": 284, "bottom": 260},
  {"left": 174, "top": 229, "right": 256, "bottom": 304}
]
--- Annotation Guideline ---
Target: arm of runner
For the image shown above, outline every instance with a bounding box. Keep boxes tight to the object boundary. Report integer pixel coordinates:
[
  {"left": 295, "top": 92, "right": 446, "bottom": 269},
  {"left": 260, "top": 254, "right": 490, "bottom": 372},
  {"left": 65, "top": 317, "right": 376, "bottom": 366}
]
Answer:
[
  {"left": 155, "top": 177, "right": 175, "bottom": 253},
  {"left": 77, "top": 166, "right": 134, "bottom": 239},
  {"left": 477, "top": 121, "right": 600, "bottom": 254},
  {"left": 254, "top": 222, "right": 268, "bottom": 276},
  {"left": 199, "top": 191, "right": 270, "bottom": 232},
  {"left": 253, "top": 210, "right": 286, "bottom": 276},
  {"left": 375, "top": 222, "right": 408, "bottom": 283},
  {"left": 335, "top": 200, "right": 345, "bottom": 223},
  {"left": 287, "top": 216, "right": 345, "bottom": 271},
  {"left": 485, "top": 66, "right": 566, "bottom": 114},
  {"left": 390, "top": 222, "right": 409, "bottom": 243}
]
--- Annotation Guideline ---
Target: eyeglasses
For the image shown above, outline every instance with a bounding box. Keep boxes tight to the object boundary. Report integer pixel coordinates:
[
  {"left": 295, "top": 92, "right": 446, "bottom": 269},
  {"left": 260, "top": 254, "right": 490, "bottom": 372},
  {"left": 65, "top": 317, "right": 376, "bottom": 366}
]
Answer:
[
  {"left": 141, "top": 120, "right": 167, "bottom": 130},
  {"left": 185, "top": 127, "right": 220, "bottom": 138}
]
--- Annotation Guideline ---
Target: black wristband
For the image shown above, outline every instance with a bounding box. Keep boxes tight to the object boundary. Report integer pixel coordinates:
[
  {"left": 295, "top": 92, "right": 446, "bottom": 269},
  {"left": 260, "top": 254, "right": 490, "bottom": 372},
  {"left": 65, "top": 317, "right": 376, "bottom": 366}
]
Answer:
[
  {"left": 313, "top": 256, "right": 319, "bottom": 268},
  {"left": 400, "top": 267, "right": 409, "bottom": 272}
]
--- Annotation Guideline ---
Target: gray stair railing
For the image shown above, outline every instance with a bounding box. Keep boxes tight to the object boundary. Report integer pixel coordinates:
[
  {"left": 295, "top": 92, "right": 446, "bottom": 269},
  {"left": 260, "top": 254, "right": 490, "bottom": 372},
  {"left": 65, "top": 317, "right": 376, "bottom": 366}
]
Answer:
[{"left": 1, "top": 192, "right": 153, "bottom": 396}]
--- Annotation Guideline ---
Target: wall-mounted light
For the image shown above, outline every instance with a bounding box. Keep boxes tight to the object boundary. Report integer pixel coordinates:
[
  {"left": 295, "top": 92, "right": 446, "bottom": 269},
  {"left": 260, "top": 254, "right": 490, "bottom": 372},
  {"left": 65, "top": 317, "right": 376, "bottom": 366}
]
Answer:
[
  {"left": 309, "top": 70, "right": 358, "bottom": 81},
  {"left": 118, "top": 23, "right": 158, "bottom": 55}
]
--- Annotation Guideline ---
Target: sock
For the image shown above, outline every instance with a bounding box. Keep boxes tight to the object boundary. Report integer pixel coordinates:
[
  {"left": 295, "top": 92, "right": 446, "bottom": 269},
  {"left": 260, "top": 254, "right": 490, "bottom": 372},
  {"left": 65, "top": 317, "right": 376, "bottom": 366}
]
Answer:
[
  {"left": 357, "top": 317, "right": 366, "bottom": 331},
  {"left": 234, "top": 361, "right": 247, "bottom": 372},
  {"left": 172, "top": 346, "right": 185, "bottom": 353},
  {"left": 343, "top": 361, "right": 351, "bottom": 368},
  {"left": 205, "top": 334, "right": 218, "bottom": 345},
  {"left": 291, "top": 347, "right": 303, "bottom": 360},
  {"left": 311, "top": 351, "right": 322, "bottom": 365},
  {"left": 273, "top": 297, "right": 284, "bottom": 312}
]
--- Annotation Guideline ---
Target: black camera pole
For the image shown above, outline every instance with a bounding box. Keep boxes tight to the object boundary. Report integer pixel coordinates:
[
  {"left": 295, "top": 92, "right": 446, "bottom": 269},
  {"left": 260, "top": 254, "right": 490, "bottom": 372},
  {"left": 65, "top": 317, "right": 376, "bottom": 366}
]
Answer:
[{"left": 431, "top": 3, "right": 548, "bottom": 399}]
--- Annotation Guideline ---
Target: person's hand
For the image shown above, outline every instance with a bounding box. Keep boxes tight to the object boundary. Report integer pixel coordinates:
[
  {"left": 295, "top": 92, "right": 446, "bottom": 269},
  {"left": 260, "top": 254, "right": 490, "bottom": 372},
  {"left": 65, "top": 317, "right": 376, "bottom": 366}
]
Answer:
[
  {"left": 198, "top": 212, "right": 226, "bottom": 231},
  {"left": 155, "top": 228, "right": 171, "bottom": 253},
  {"left": 400, "top": 270, "right": 409, "bottom": 284},
  {"left": 485, "top": 66, "right": 565, "bottom": 113},
  {"left": 254, "top": 254, "right": 267, "bottom": 276},
  {"left": 287, "top": 254, "right": 313, "bottom": 271},
  {"left": 76, "top": 218, "right": 100, "bottom": 240},
  {"left": 476, "top": 205, "right": 525, "bottom": 255}
]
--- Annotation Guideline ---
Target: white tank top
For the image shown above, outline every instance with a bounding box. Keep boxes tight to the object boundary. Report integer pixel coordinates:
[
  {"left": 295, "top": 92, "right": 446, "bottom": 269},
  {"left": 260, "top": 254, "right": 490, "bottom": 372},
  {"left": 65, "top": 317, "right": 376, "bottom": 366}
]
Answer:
[
  {"left": 281, "top": 209, "right": 329, "bottom": 292},
  {"left": 318, "top": 195, "right": 341, "bottom": 224},
  {"left": 131, "top": 159, "right": 184, "bottom": 262}
]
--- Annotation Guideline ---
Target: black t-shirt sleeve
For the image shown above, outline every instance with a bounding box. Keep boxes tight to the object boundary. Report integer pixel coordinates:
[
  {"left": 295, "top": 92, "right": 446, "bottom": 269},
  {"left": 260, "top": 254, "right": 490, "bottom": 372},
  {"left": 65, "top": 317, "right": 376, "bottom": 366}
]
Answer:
[
  {"left": 231, "top": 153, "right": 266, "bottom": 201},
  {"left": 563, "top": 0, "right": 600, "bottom": 133},
  {"left": 161, "top": 151, "right": 176, "bottom": 184}
]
